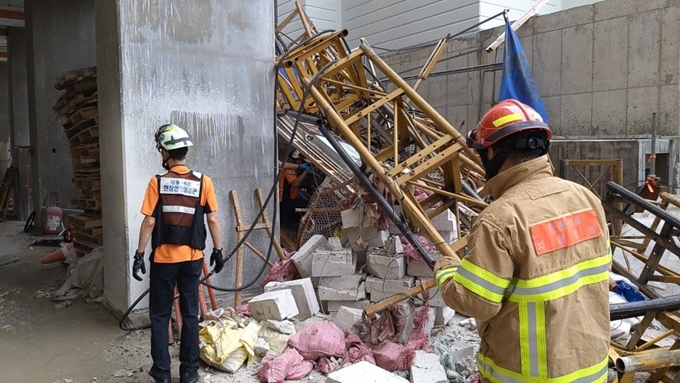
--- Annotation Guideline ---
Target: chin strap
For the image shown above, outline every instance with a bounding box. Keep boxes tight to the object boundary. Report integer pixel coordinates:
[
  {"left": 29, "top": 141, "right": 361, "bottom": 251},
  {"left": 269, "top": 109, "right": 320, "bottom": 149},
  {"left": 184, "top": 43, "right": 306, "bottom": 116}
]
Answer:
[{"left": 481, "top": 148, "right": 510, "bottom": 180}]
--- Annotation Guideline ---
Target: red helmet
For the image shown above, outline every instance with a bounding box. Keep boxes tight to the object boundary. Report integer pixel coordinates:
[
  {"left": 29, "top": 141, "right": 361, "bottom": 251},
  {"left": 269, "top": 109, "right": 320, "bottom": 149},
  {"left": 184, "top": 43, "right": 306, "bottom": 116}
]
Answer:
[{"left": 467, "top": 99, "right": 552, "bottom": 150}]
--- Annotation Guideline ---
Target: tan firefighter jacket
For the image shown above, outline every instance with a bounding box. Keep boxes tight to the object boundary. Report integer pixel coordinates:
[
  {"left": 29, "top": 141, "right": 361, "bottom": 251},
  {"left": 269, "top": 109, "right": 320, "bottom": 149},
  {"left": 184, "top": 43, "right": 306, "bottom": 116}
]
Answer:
[{"left": 435, "top": 155, "right": 611, "bottom": 383}]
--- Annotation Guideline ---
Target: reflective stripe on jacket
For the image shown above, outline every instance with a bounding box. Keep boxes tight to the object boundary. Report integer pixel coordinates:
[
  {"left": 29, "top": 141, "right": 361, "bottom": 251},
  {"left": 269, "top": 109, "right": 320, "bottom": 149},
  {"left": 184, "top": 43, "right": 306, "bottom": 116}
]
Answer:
[
  {"left": 435, "top": 155, "right": 611, "bottom": 383},
  {"left": 151, "top": 170, "right": 207, "bottom": 250}
]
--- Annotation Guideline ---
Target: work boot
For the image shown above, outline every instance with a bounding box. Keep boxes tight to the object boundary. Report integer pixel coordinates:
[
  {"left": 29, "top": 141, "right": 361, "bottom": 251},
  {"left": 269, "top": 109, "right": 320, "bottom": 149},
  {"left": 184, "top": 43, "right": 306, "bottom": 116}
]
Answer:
[
  {"left": 154, "top": 376, "right": 171, "bottom": 383},
  {"left": 179, "top": 371, "right": 199, "bottom": 383}
]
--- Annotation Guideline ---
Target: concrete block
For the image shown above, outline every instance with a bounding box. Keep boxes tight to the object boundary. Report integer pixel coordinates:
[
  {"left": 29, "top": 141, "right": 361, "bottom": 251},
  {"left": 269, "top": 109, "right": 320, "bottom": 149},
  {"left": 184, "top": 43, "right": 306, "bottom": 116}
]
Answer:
[
  {"left": 450, "top": 346, "right": 476, "bottom": 364},
  {"left": 626, "top": 87, "right": 659, "bottom": 135},
  {"left": 319, "top": 274, "right": 364, "bottom": 291},
  {"left": 318, "top": 282, "right": 366, "bottom": 301},
  {"left": 561, "top": 24, "right": 593, "bottom": 95},
  {"left": 291, "top": 235, "right": 329, "bottom": 278},
  {"left": 628, "top": 10, "right": 661, "bottom": 88},
  {"left": 438, "top": 230, "right": 457, "bottom": 244},
  {"left": 428, "top": 209, "right": 455, "bottom": 231},
  {"left": 594, "top": 0, "right": 666, "bottom": 22},
  {"left": 248, "top": 290, "right": 299, "bottom": 321},
  {"left": 327, "top": 361, "right": 409, "bottom": 383},
  {"left": 367, "top": 249, "right": 405, "bottom": 280},
  {"left": 410, "top": 350, "right": 448, "bottom": 383},
  {"left": 385, "top": 236, "right": 404, "bottom": 255},
  {"left": 333, "top": 306, "right": 364, "bottom": 332},
  {"left": 312, "top": 249, "right": 356, "bottom": 277},
  {"left": 532, "top": 30, "right": 562, "bottom": 97},
  {"left": 328, "top": 236, "right": 343, "bottom": 250},
  {"left": 407, "top": 252, "right": 441, "bottom": 278},
  {"left": 435, "top": 306, "right": 456, "bottom": 326},
  {"left": 264, "top": 278, "right": 319, "bottom": 319},
  {"left": 661, "top": 8, "right": 680, "bottom": 86},
  {"left": 560, "top": 94, "right": 593, "bottom": 136},
  {"left": 327, "top": 300, "right": 370, "bottom": 313},
  {"left": 535, "top": 4, "right": 594, "bottom": 33},
  {"left": 366, "top": 276, "right": 414, "bottom": 295},
  {"left": 593, "top": 17, "right": 628, "bottom": 92},
  {"left": 341, "top": 209, "right": 371, "bottom": 229},
  {"left": 345, "top": 226, "right": 390, "bottom": 250},
  {"left": 592, "top": 90, "right": 627, "bottom": 136},
  {"left": 659, "top": 84, "right": 679, "bottom": 135}
]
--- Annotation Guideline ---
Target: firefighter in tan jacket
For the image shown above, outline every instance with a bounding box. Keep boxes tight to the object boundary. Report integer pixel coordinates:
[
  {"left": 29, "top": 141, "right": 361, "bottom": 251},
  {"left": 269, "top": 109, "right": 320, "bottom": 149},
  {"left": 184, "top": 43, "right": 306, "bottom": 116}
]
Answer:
[{"left": 436, "top": 99, "right": 611, "bottom": 383}]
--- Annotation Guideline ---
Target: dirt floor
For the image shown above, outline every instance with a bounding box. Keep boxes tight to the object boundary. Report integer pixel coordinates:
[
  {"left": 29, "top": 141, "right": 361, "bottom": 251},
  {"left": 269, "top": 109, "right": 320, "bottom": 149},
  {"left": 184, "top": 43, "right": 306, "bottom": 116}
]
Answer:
[{"left": 0, "top": 220, "right": 652, "bottom": 383}]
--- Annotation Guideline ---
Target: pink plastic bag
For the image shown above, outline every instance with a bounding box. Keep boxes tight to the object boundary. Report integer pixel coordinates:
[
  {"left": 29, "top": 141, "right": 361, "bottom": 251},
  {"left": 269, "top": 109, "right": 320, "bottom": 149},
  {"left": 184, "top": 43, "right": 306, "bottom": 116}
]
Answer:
[
  {"left": 342, "top": 333, "right": 375, "bottom": 367},
  {"left": 257, "top": 348, "right": 313, "bottom": 383},
  {"left": 261, "top": 258, "right": 300, "bottom": 286},
  {"left": 371, "top": 342, "right": 415, "bottom": 372},
  {"left": 288, "top": 321, "right": 346, "bottom": 360}
]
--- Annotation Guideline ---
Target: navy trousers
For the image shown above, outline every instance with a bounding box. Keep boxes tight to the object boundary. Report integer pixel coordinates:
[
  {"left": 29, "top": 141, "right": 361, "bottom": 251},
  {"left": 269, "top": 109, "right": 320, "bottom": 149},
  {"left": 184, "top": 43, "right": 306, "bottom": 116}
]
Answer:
[{"left": 148, "top": 258, "right": 203, "bottom": 380}]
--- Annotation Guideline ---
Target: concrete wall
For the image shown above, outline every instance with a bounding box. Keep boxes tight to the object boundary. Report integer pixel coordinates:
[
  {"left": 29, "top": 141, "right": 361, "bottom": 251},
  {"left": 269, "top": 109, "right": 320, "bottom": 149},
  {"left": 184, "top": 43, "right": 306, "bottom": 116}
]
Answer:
[
  {"left": 8, "top": 27, "right": 31, "bottom": 220},
  {"left": 383, "top": 0, "right": 680, "bottom": 138},
  {"left": 0, "top": 63, "right": 9, "bottom": 142},
  {"left": 98, "top": 0, "right": 276, "bottom": 312},
  {"left": 25, "top": 0, "right": 96, "bottom": 221}
]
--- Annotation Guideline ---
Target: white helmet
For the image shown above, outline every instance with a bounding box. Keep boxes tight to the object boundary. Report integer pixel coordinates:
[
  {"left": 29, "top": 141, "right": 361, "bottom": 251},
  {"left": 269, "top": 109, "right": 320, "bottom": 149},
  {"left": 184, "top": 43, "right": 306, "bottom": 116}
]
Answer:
[
  {"left": 291, "top": 149, "right": 302, "bottom": 159},
  {"left": 155, "top": 124, "right": 194, "bottom": 151}
]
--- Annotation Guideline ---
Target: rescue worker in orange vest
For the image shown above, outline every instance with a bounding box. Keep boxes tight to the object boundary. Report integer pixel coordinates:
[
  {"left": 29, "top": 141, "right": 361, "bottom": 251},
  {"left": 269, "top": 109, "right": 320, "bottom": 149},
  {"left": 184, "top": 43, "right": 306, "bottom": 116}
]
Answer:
[
  {"left": 278, "top": 150, "right": 314, "bottom": 226},
  {"left": 132, "top": 124, "right": 224, "bottom": 383},
  {"left": 435, "top": 99, "right": 611, "bottom": 382}
]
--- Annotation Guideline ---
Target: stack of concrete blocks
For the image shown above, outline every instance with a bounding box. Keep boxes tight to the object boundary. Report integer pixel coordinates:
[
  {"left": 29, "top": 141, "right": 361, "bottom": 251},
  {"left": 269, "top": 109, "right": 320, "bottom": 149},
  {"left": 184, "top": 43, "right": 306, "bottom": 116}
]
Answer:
[
  {"left": 341, "top": 208, "right": 391, "bottom": 251},
  {"left": 291, "top": 234, "right": 329, "bottom": 286}
]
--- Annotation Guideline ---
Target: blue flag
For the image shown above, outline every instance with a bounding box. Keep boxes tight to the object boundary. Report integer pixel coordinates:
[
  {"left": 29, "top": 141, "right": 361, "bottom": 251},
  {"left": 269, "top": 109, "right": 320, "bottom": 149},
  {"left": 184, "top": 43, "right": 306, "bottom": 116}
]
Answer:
[{"left": 499, "top": 17, "right": 549, "bottom": 123}]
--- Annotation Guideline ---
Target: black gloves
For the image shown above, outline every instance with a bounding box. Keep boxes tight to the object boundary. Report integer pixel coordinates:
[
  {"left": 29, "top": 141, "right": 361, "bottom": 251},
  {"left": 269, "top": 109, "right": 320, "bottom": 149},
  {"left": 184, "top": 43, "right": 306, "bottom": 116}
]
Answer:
[
  {"left": 132, "top": 251, "right": 146, "bottom": 281},
  {"left": 210, "top": 248, "right": 225, "bottom": 274}
]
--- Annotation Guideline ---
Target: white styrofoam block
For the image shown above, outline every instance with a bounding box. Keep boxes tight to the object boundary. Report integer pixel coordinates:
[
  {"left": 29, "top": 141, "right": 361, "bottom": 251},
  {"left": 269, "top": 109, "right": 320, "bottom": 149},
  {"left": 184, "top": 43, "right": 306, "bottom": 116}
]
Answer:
[
  {"left": 326, "top": 300, "right": 370, "bottom": 313},
  {"left": 312, "top": 249, "right": 356, "bottom": 277},
  {"left": 367, "top": 250, "right": 405, "bottom": 280},
  {"left": 365, "top": 276, "right": 414, "bottom": 295},
  {"left": 318, "top": 282, "right": 366, "bottom": 301},
  {"left": 291, "top": 235, "right": 329, "bottom": 278},
  {"left": 319, "top": 274, "right": 364, "bottom": 291},
  {"left": 333, "top": 306, "right": 364, "bottom": 332},
  {"left": 327, "top": 361, "right": 409, "bottom": 383},
  {"left": 410, "top": 350, "right": 448, "bottom": 383},
  {"left": 248, "top": 290, "right": 299, "bottom": 321},
  {"left": 435, "top": 306, "right": 455, "bottom": 326},
  {"left": 264, "top": 278, "right": 319, "bottom": 319}
]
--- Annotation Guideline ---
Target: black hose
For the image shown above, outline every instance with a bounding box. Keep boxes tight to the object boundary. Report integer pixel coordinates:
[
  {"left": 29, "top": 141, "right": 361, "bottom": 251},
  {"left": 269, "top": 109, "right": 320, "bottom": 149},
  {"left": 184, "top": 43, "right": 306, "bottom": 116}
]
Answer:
[{"left": 610, "top": 294, "right": 680, "bottom": 321}]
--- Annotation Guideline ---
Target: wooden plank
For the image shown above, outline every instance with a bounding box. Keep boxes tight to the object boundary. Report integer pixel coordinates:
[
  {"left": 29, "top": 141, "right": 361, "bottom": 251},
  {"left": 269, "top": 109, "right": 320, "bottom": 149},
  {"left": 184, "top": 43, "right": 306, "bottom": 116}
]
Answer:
[{"left": 0, "top": 9, "right": 23, "bottom": 20}]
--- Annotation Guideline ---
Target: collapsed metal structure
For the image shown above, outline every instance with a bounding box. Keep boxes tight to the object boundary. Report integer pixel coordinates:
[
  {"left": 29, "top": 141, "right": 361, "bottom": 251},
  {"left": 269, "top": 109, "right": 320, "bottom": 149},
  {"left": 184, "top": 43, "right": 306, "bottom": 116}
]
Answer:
[{"left": 275, "top": 4, "right": 680, "bottom": 382}]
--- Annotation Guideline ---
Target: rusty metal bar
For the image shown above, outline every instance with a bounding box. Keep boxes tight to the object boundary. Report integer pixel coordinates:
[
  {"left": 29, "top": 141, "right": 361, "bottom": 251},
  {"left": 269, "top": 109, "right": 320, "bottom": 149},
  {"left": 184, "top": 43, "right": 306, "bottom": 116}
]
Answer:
[{"left": 616, "top": 350, "right": 680, "bottom": 373}]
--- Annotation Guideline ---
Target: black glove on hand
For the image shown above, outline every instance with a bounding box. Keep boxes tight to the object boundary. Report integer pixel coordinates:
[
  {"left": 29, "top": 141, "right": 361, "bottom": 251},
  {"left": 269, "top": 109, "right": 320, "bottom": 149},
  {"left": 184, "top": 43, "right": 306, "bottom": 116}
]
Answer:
[
  {"left": 210, "top": 248, "right": 225, "bottom": 274},
  {"left": 132, "top": 251, "right": 146, "bottom": 281}
]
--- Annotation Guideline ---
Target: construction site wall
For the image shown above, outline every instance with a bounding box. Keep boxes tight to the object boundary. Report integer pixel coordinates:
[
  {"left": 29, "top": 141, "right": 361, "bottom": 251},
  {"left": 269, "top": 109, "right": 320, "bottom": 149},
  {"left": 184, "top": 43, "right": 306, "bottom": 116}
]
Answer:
[{"left": 383, "top": 0, "right": 680, "bottom": 138}]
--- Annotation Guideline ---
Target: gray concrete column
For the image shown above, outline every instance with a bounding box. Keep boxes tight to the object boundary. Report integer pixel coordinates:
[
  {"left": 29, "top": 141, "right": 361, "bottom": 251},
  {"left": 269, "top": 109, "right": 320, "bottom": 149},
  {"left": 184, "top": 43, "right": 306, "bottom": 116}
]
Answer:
[
  {"left": 0, "top": 62, "right": 9, "bottom": 154},
  {"left": 8, "top": 27, "right": 30, "bottom": 221},
  {"left": 25, "top": 0, "right": 96, "bottom": 226},
  {"left": 97, "top": 0, "right": 275, "bottom": 312}
]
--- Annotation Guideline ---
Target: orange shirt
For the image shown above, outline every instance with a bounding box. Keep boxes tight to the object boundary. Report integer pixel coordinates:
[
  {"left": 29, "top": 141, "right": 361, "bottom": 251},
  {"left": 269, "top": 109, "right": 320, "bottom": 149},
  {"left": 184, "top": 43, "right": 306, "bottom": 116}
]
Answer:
[
  {"left": 278, "top": 169, "right": 299, "bottom": 201},
  {"left": 141, "top": 165, "right": 218, "bottom": 263}
]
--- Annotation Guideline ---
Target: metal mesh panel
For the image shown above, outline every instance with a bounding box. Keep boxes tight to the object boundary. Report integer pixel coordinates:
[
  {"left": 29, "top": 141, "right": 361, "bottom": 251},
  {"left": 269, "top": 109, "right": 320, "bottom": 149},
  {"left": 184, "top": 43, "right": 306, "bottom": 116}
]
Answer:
[{"left": 297, "top": 178, "right": 353, "bottom": 247}]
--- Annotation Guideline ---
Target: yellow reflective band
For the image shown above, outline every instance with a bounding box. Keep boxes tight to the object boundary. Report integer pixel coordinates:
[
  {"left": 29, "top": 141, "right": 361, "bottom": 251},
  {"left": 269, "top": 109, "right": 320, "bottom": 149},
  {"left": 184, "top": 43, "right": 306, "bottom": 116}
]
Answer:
[
  {"left": 492, "top": 113, "right": 523, "bottom": 127},
  {"left": 435, "top": 267, "right": 458, "bottom": 287},
  {"left": 478, "top": 354, "right": 609, "bottom": 383},
  {"left": 508, "top": 253, "right": 612, "bottom": 303},
  {"left": 453, "top": 259, "right": 511, "bottom": 303}
]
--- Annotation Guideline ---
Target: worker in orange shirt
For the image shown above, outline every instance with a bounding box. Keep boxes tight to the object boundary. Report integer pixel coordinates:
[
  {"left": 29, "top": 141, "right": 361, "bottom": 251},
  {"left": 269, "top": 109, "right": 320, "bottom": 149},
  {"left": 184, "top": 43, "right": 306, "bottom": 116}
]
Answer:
[
  {"left": 278, "top": 150, "right": 314, "bottom": 226},
  {"left": 132, "top": 124, "right": 224, "bottom": 383}
]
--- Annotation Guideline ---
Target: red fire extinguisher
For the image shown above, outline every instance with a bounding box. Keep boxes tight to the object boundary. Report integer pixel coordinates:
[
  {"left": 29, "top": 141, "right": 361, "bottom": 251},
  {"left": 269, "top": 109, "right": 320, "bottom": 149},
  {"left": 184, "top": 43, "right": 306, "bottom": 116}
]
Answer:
[{"left": 43, "top": 191, "right": 63, "bottom": 236}]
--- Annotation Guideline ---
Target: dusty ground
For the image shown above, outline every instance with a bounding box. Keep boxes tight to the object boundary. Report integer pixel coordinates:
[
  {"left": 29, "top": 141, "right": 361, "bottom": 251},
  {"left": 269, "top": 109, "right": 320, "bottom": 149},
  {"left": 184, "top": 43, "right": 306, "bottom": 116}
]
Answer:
[{"left": 0, "top": 220, "right": 653, "bottom": 383}]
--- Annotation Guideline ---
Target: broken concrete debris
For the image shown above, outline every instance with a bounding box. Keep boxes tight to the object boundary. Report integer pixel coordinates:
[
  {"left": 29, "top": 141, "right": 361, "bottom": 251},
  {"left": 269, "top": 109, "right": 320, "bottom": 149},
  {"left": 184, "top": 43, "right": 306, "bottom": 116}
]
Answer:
[
  {"left": 367, "top": 248, "right": 406, "bottom": 280},
  {"left": 264, "top": 278, "right": 319, "bottom": 319},
  {"left": 410, "top": 350, "right": 449, "bottom": 383},
  {"left": 312, "top": 248, "right": 356, "bottom": 277},
  {"left": 333, "top": 306, "right": 364, "bottom": 332},
  {"left": 327, "top": 361, "right": 410, "bottom": 383},
  {"left": 248, "top": 290, "right": 299, "bottom": 321}
]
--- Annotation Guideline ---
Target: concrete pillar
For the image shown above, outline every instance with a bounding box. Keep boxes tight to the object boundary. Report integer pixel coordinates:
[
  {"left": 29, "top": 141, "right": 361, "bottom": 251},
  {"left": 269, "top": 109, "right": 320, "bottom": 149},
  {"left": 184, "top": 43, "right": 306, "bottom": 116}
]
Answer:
[
  {"left": 0, "top": 62, "right": 9, "bottom": 156},
  {"left": 97, "top": 0, "right": 275, "bottom": 312},
  {"left": 25, "top": 0, "right": 96, "bottom": 226},
  {"left": 8, "top": 27, "right": 31, "bottom": 220}
]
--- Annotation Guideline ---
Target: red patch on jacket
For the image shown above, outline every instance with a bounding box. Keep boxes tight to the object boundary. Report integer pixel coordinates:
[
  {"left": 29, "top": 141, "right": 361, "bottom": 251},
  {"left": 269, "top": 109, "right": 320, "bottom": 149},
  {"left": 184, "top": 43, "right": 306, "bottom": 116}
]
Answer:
[{"left": 530, "top": 209, "right": 601, "bottom": 255}]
